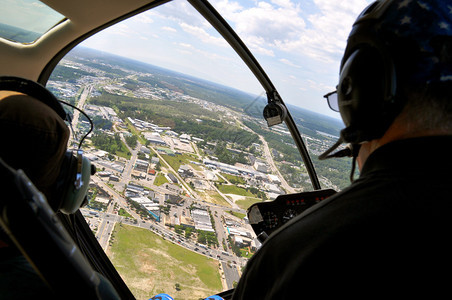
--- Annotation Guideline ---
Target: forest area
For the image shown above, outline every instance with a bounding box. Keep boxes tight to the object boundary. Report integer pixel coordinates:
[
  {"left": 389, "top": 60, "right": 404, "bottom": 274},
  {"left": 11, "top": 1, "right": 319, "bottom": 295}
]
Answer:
[{"left": 90, "top": 91, "right": 260, "bottom": 152}]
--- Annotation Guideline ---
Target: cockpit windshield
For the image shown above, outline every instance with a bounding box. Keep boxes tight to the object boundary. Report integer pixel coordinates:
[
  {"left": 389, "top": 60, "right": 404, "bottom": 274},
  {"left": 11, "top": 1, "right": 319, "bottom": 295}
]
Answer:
[{"left": 46, "top": 0, "right": 370, "bottom": 298}]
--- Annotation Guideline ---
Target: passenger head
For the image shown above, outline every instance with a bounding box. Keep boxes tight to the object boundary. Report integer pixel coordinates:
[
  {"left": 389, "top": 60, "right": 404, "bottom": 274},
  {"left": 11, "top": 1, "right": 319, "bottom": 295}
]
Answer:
[
  {"left": 336, "top": 0, "right": 452, "bottom": 144},
  {"left": 0, "top": 91, "right": 70, "bottom": 205}
]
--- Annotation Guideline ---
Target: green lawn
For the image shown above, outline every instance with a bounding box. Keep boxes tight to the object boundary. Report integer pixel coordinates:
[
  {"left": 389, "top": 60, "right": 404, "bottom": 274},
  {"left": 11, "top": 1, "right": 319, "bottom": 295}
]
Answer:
[
  {"left": 235, "top": 197, "right": 263, "bottom": 210},
  {"left": 118, "top": 208, "right": 133, "bottom": 219},
  {"left": 220, "top": 173, "right": 246, "bottom": 185},
  {"left": 217, "top": 184, "right": 254, "bottom": 197},
  {"left": 154, "top": 172, "right": 169, "bottom": 186},
  {"left": 108, "top": 224, "right": 222, "bottom": 300},
  {"left": 226, "top": 210, "right": 246, "bottom": 219},
  {"left": 201, "top": 190, "right": 231, "bottom": 207},
  {"left": 161, "top": 153, "right": 201, "bottom": 172},
  {"left": 115, "top": 140, "right": 132, "bottom": 160}
]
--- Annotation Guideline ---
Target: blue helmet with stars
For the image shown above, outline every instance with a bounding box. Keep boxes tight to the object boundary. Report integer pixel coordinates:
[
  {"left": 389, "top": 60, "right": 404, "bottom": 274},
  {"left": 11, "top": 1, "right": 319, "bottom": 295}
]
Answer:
[{"left": 336, "top": 0, "right": 452, "bottom": 144}]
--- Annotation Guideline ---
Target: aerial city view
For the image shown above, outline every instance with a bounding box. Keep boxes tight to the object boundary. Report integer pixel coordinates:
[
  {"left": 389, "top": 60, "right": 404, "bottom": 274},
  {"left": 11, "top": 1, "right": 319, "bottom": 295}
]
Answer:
[{"left": 47, "top": 47, "right": 347, "bottom": 299}]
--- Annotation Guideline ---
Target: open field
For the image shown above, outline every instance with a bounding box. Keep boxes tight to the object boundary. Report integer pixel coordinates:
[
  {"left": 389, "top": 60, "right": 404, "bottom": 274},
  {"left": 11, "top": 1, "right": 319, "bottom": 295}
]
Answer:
[
  {"left": 107, "top": 224, "right": 222, "bottom": 300},
  {"left": 235, "top": 197, "right": 262, "bottom": 210},
  {"left": 216, "top": 184, "right": 254, "bottom": 197},
  {"left": 161, "top": 153, "right": 201, "bottom": 172},
  {"left": 154, "top": 172, "right": 169, "bottom": 186},
  {"left": 200, "top": 190, "right": 231, "bottom": 207}
]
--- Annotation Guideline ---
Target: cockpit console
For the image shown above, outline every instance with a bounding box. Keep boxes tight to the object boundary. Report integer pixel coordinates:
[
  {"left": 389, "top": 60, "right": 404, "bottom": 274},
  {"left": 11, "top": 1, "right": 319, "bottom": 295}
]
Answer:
[{"left": 247, "top": 189, "right": 336, "bottom": 243}]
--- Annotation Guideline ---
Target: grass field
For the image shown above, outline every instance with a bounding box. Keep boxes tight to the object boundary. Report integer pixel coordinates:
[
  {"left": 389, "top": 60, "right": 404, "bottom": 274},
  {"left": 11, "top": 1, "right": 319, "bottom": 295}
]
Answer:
[
  {"left": 107, "top": 224, "right": 222, "bottom": 300},
  {"left": 216, "top": 184, "right": 254, "bottom": 197},
  {"left": 219, "top": 173, "right": 246, "bottom": 185},
  {"left": 153, "top": 172, "right": 169, "bottom": 186},
  {"left": 200, "top": 190, "right": 231, "bottom": 207},
  {"left": 235, "top": 197, "right": 262, "bottom": 210},
  {"left": 226, "top": 210, "right": 246, "bottom": 219},
  {"left": 161, "top": 153, "right": 201, "bottom": 172}
]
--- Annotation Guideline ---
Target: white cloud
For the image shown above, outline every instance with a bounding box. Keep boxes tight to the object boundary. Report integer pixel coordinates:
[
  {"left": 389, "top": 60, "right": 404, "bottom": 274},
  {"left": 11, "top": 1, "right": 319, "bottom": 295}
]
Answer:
[
  {"left": 178, "top": 42, "right": 194, "bottom": 49},
  {"left": 108, "top": 23, "right": 134, "bottom": 37},
  {"left": 270, "top": 0, "right": 297, "bottom": 10},
  {"left": 177, "top": 49, "right": 193, "bottom": 56},
  {"left": 279, "top": 58, "right": 301, "bottom": 68},
  {"left": 212, "top": 0, "right": 370, "bottom": 63},
  {"left": 134, "top": 13, "right": 154, "bottom": 24},
  {"left": 219, "top": 0, "right": 305, "bottom": 47},
  {"left": 148, "top": 0, "right": 208, "bottom": 28},
  {"left": 180, "top": 23, "right": 228, "bottom": 47},
  {"left": 306, "top": 79, "right": 334, "bottom": 91},
  {"left": 161, "top": 26, "right": 177, "bottom": 33}
]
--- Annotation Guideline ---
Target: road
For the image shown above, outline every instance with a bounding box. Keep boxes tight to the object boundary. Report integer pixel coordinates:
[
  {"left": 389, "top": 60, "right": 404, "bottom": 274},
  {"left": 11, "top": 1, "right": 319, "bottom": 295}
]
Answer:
[
  {"left": 258, "top": 135, "right": 296, "bottom": 193},
  {"left": 149, "top": 145, "right": 199, "bottom": 199},
  {"left": 69, "top": 85, "right": 92, "bottom": 146}
]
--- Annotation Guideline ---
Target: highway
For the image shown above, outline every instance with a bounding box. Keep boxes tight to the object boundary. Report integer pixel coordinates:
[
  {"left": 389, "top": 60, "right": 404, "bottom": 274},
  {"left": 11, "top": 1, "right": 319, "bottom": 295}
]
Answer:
[
  {"left": 258, "top": 134, "right": 296, "bottom": 193},
  {"left": 69, "top": 85, "right": 92, "bottom": 147}
]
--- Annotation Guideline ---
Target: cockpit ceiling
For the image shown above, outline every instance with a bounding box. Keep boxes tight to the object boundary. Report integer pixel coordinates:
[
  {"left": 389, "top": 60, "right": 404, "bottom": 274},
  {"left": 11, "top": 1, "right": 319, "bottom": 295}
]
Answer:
[{"left": 42, "top": 0, "right": 162, "bottom": 27}]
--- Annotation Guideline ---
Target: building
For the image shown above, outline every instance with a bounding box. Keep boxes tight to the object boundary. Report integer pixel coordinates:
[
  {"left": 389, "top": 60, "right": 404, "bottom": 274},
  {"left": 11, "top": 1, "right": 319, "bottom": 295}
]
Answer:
[
  {"left": 192, "top": 137, "right": 204, "bottom": 143},
  {"left": 191, "top": 208, "right": 214, "bottom": 233},
  {"left": 143, "top": 131, "right": 167, "bottom": 146},
  {"left": 163, "top": 183, "right": 182, "bottom": 194},
  {"left": 167, "top": 173, "right": 178, "bottom": 184},
  {"left": 134, "top": 159, "right": 149, "bottom": 173},
  {"left": 130, "top": 196, "right": 160, "bottom": 222},
  {"left": 97, "top": 171, "right": 111, "bottom": 177},
  {"left": 164, "top": 194, "right": 183, "bottom": 205},
  {"left": 178, "top": 165, "right": 193, "bottom": 177},
  {"left": 109, "top": 175, "right": 120, "bottom": 182},
  {"left": 254, "top": 161, "right": 269, "bottom": 173},
  {"left": 140, "top": 146, "right": 151, "bottom": 154},
  {"left": 233, "top": 236, "right": 252, "bottom": 247},
  {"left": 155, "top": 147, "right": 175, "bottom": 156},
  {"left": 165, "top": 130, "right": 179, "bottom": 137},
  {"left": 268, "top": 174, "right": 281, "bottom": 185},
  {"left": 179, "top": 133, "right": 191, "bottom": 140},
  {"left": 266, "top": 183, "right": 282, "bottom": 194}
]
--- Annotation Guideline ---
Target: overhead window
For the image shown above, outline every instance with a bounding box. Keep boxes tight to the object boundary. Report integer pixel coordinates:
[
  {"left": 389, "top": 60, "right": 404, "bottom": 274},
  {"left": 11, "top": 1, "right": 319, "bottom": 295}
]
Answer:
[{"left": 0, "top": 0, "right": 64, "bottom": 43}]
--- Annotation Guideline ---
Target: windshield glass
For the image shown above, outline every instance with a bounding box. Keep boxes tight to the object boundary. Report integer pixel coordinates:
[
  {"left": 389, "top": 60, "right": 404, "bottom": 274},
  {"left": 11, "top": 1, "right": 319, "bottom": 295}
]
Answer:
[
  {"left": 48, "top": 0, "right": 370, "bottom": 298},
  {"left": 0, "top": 0, "right": 64, "bottom": 43}
]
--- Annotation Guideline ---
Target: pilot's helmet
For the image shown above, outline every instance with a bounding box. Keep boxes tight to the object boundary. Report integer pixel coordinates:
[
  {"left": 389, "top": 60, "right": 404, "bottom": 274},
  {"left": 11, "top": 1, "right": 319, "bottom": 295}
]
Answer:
[{"left": 336, "top": 0, "right": 452, "bottom": 143}]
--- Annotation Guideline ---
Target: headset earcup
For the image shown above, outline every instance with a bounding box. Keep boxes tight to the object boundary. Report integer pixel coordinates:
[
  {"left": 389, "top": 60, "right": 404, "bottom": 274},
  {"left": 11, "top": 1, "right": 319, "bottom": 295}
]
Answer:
[
  {"left": 60, "top": 154, "right": 92, "bottom": 215},
  {"left": 338, "top": 47, "right": 395, "bottom": 143}
]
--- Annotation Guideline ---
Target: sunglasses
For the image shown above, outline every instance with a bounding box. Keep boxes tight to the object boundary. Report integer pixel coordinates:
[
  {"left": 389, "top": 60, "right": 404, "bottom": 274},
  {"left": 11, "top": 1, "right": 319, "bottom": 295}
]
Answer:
[{"left": 323, "top": 90, "right": 339, "bottom": 112}]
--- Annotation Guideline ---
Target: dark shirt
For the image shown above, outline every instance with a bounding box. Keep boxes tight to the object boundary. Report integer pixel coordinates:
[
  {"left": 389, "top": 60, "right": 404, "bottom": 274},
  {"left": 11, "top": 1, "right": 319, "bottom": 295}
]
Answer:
[{"left": 233, "top": 136, "right": 452, "bottom": 299}]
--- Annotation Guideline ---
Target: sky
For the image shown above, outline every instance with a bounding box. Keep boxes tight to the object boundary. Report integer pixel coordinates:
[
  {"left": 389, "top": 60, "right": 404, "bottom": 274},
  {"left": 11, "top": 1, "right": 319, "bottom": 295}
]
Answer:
[{"left": 80, "top": 0, "right": 372, "bottom": 119}]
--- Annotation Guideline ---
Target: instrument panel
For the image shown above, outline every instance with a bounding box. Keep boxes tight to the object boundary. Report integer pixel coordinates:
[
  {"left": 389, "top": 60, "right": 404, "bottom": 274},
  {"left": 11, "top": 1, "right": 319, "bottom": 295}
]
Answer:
[{"left": 247, "top": 189, "right": 336, "bottom": 242}]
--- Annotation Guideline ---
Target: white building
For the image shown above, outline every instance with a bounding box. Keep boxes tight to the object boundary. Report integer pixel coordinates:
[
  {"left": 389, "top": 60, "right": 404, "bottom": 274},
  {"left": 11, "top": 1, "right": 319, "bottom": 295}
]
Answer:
[
  {"left": 268, "top": 174, "right": 281, "bottom": 185},
  {"left": 254, "top": 161, "right": 269, "bottom": 173}
]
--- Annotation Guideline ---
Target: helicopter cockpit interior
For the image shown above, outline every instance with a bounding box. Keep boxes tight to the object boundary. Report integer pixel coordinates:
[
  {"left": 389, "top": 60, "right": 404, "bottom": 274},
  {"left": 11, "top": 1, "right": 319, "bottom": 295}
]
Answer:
[{"left": 0, "top": 0, "right": 372, "bottom": 299}]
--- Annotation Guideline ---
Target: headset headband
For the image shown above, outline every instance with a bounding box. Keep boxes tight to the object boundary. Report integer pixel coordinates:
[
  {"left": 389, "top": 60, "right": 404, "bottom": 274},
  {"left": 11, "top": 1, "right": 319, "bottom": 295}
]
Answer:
[{"left": 0, "top": 76, "right": 67, "bottom": 120}]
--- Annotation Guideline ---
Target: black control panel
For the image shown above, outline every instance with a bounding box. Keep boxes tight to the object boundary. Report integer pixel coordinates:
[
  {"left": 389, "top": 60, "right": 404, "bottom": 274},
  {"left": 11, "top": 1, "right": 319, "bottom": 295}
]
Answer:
[{"left": 247, "top": 189, "right": 336, "bottom": 242}]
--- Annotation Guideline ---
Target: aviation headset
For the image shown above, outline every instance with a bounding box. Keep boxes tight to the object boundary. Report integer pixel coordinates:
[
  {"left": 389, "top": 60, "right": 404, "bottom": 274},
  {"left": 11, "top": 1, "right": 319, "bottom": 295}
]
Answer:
[
  {"left": 337, "top": 0, "right": 452, "bottom": 145},
  {"left": 337, "top": 0, "right": 402, "bottom": 145},
  {"left": 0, "top": 76, "right": 93, "bottom": 214},
  {"left": 319, "top": 0, "right": 452, "bottom": 181}
]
